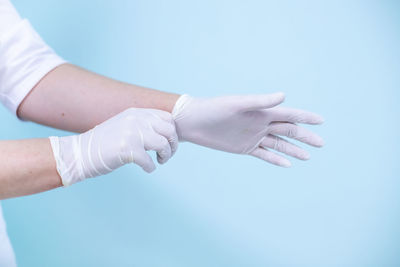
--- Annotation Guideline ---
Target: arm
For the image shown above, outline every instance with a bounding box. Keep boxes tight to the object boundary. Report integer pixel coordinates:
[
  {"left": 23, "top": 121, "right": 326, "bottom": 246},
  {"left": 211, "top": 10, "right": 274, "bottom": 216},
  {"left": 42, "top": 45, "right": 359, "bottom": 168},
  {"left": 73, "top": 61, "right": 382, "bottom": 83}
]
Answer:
[
  {"left": 0, "top": 139, "right": 62, "bottom": 200},
  {"left": 0, "top": 108, "right": 178, "bottom": 199},
  {"left": 18, "top": 63, "right": 180, "bottom": 133},
  {"left": 0, "top": 0, "right": 179, "bottom": 132}
]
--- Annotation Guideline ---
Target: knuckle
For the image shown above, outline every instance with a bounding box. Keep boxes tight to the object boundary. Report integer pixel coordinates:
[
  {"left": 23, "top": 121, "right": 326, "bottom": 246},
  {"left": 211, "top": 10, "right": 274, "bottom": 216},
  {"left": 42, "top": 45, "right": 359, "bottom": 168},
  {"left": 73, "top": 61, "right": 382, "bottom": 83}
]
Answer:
[
  {"left": 288, "top": 114, "right": 303, "bottom": 123},
  {"left": 123, "top": 115, "right": 140, "bottom": 127},
  {"left": 161, "top": 138, "right": 170, "bottom": 149},
  {"left": 155, "top": 137, "right": 170, "bottom": 150},
  {"left": 276, "top": 139, "right": 287, "bottom": 153},
  {"left": 164, "top": 124, "right": 176, "bottom": 137},
  {"left": 161, "top": 111, "right": 173, "bottom": 120},
  {"left": 121, "top": 129, "right": 135, "bottom": 139},
  {"left": 273, "top": 137, "right": 280, "bottom": 149},
  {"left": 287, "top": 125, "right": 298, "bottom": 137},
  {"left": 151, "top": 110, "right": 173, "bottom": 122}
]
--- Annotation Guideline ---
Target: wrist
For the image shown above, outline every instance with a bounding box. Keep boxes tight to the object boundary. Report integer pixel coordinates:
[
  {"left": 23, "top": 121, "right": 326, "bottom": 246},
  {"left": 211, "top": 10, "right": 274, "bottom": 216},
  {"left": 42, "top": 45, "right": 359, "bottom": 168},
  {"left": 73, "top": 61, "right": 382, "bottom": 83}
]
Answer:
[
  {"left": 171, "top": 94, "right": 195, "bottom": 142},
  {"left": 165, "top": 93, "right": 181, "bottom": 113},
  {"left": 49, "top": 135, "right": 86, "bottom": 186}
]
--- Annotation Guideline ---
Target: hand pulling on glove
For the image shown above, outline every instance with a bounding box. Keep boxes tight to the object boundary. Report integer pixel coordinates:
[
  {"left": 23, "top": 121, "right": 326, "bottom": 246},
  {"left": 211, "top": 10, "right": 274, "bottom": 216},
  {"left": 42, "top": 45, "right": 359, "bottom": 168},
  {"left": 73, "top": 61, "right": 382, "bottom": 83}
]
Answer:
[{"left": 49, "top": 108, "right": 178, "bottom": 186}]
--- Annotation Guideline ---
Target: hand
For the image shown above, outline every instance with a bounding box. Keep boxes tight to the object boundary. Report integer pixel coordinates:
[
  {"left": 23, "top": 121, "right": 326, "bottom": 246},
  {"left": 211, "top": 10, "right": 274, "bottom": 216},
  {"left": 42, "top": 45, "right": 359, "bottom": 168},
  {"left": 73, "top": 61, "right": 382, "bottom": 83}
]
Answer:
[
  {"left": 172, "top": 93, "right": 324, "bottom": 167},
  {"left": 49, "top": 108, "right": 178, "bottom": 186}
]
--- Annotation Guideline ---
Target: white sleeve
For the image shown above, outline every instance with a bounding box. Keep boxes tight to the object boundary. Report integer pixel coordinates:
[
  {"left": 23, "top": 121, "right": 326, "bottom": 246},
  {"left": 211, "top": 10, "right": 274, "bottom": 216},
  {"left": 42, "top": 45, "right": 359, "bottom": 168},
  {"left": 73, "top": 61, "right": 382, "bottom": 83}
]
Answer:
[{"left": 0, "top": 0, "right": 66, "bottom": 116}]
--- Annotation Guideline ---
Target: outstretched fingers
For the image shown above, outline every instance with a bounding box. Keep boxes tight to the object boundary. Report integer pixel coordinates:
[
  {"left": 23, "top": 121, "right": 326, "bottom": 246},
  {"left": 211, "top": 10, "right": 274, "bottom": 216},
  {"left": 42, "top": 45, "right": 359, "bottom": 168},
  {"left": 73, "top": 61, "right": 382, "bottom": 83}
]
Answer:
[
  {"left": 269, "top": 107, "right": 324, "bottom": 125},
  {"left": 230, "top": 92, "right": 286, "bottom": 112},
  {"left": 260, "top": 135, "right": 310, "bottom": 160},
  {"left": 268, "top": 122, "right": 324, "bottom": 147},
  {"left": 250, "top": 147, "right": 291, "bottom": 167}
]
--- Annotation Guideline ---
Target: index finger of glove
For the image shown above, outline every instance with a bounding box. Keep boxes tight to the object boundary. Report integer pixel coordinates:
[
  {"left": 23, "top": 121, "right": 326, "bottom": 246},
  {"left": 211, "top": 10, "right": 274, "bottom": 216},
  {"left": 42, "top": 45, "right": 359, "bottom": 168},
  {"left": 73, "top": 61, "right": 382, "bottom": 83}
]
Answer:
[
  {"left": 123, "top": 149, "right": 156, "bottom": 173},
  {"left": 269, "top": 107, "right": 324, "bottom": 124},
  {"left": 268, "top": 122, "right": 325, "bottom": 147},
  {"left": 151, "top": 120, "right": 179, "bottom": 156},
  {"left": 228, "top": 92, "right": 285, "bottom": 112},
  {"left": 148, "top": 109, "right": 174, "bottom": 124},
  {"left": 144, "top": 133, "right": 172, "bottom": 164}
]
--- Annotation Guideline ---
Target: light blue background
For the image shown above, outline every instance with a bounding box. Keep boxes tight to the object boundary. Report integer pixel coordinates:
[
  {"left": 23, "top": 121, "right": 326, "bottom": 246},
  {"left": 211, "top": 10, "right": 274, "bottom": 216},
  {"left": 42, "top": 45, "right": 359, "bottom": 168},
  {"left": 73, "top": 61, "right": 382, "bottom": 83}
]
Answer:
[{"left": 1, "top": 0, "right": 400, "bottom": 266}]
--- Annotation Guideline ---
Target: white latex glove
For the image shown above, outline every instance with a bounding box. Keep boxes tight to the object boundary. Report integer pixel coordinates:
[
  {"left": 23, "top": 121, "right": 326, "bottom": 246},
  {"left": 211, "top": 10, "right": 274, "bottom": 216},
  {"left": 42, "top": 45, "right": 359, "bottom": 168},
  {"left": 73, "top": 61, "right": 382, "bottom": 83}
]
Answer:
[
  {"left": 172, "top": 93, "right": 324, "bottom": 167},
  {"left": 49, "top": 108, "right": 178, "bottom": 186}
]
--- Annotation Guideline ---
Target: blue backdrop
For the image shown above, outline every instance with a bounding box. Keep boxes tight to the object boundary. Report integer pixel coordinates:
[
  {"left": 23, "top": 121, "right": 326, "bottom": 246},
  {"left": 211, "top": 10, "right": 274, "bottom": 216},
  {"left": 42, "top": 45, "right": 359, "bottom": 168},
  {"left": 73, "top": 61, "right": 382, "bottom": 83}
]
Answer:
[{"left": 1, "top": 0, "right": 400, "bottom": 266}]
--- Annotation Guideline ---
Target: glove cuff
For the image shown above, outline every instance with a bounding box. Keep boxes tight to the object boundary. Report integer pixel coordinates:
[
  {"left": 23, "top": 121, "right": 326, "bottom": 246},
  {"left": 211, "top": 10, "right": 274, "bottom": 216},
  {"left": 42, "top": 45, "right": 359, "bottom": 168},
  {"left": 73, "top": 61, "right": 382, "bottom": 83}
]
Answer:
[
  {"left": 49, "top": 136, "right": 86, "bottom": 187},
  {"left": 171, "top": 94, "right": 193, "bottom": 119},
  {"left": 171, "top": 94, "right": 195, "bottom": 142}
]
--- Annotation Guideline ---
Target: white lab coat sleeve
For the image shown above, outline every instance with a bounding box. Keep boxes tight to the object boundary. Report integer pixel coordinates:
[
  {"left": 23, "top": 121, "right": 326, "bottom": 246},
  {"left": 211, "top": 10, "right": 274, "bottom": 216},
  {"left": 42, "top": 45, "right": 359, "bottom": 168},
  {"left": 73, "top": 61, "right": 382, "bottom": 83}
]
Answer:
[{"left": 0, "top": 0, "right": 66, "bottom": 117}]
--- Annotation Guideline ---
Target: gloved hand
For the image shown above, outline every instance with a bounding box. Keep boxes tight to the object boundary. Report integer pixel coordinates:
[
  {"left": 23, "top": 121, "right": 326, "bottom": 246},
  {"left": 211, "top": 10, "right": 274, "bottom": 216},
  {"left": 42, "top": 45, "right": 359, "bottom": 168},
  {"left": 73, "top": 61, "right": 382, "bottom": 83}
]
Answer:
[
  {"left": 49, "top": 108, "right": 178, "bottom": 186},
  {"left": 172, "top": 93, "right": 324, "bottom": 167}
]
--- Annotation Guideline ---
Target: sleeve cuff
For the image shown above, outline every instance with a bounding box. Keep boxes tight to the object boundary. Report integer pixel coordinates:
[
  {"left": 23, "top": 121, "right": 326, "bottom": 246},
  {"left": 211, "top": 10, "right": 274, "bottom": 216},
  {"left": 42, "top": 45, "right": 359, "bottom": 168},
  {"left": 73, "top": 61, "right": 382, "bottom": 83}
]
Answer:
[{"left": 0, "top": 19, "right": 67, "bottom": 117}]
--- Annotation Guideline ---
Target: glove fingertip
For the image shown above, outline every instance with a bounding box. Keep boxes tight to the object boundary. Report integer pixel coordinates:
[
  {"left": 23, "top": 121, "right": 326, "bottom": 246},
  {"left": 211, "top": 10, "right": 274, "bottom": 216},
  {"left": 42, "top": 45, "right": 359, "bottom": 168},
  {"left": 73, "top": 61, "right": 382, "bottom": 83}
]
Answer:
[
  {"left": 280, "top": 160, "right": 292, "bottom": 168},
  {"left": 141, "top": 159, "right": 156, "bottom": 173},
  {"left": 157, "top": 155, "right": 168, "bottom": 165},
  {"left": 143, "top": 165, "right": 156, "bottom": 173},
  {"left": 315, "top": 116, "right": 325, "bottom": 124},
  {"left": 271, "top": 92, "right": 286, "bottom": 106}
]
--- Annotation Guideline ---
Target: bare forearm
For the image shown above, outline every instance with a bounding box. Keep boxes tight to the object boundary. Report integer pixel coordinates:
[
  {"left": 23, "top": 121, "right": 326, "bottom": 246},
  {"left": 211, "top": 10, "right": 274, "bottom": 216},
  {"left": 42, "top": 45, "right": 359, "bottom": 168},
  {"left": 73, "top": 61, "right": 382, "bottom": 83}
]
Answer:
[
  {"left": 0, "top": 139, "right": 62, "bottom": 200},
  {"left": 18, "top": 63, "right": 180, "bottom": 133}
]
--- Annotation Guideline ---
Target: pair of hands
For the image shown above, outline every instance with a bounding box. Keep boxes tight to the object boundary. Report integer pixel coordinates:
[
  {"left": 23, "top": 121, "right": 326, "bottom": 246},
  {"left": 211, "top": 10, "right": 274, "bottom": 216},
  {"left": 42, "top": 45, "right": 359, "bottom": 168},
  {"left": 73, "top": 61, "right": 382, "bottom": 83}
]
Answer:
[{"left": 50, "top": 93, "right": 324, "bottom": 186}]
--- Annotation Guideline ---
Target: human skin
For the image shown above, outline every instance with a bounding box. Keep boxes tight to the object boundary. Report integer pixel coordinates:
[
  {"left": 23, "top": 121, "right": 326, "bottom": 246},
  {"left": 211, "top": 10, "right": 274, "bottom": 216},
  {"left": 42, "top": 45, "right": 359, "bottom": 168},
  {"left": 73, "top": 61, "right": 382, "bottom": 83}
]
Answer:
[
  {"left": 0, "top": 63, "right": 180, "bottom": 199},
  {"left": 0, "top": 138, "right": 61, "bottom": 199},
  {"left": 17, "top": 64, "right": 180, "bottom": 133}
]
